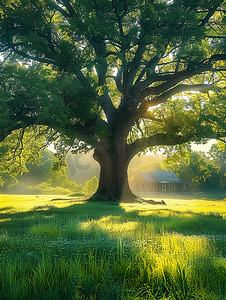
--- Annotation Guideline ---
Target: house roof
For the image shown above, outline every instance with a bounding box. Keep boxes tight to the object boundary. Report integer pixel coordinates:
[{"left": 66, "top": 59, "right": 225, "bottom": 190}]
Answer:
[{"left": 141, "top": 171, "right": 182, "bottom": 183}]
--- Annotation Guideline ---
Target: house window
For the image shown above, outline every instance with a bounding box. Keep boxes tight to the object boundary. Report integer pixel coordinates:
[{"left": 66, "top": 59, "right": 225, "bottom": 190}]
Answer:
[
  {"left": 181, "top": 183, "right": 186, "bottom": 190},
  {"left": 162, "top": 183, "right": 167, "bottom": 192},
  {"left": 171, "top": 183, "right": 176, "bottom": 191},
  {"left": 154, "top": 183, "right": 158, "bottom": 190},
  {"left": 141, "top": 183, "right": 146, "bottom": 190}
]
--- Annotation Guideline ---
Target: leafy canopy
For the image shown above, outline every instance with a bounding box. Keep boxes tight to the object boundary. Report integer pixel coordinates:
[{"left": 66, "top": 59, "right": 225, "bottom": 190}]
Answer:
[{"left": 0, "top": 0, "right": 225, "bottom": 163}]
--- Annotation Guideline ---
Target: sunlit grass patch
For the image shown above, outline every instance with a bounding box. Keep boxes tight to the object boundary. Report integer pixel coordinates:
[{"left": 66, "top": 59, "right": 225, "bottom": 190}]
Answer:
[
  {"left": 138, "top": 208, "right": 195, "bottom": 218},
  {"left": 121, "top": 198, "right": 226, "bottom": 218},
  {"left": 29, "top": 223, "right": 59, "bottom": 239},
  {"left": 0, "top": 218, "right": 11, "bottom": 223},
  {"left": 145, "top": 233, "right": 213, "bottom": 262},
  {"left": 0, "top": 194, "right": 77, "bottom": 213},
  {"left": 81, "top": 216, "right": 139, "bottom": 236}
]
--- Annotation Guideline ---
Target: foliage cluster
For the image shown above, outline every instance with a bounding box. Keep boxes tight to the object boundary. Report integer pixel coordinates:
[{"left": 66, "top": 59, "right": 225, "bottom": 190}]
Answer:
[
  {"left": 0, "top": 128, "right": 46, "bottom": 188},
  {"left": 26, "top": 175, "right": 98, "bottom": 196},
  {"left": 0, "top": 135, "right": 80, "bottom": 195},
  {"left": 162, "top": 141, "right": 226, "bottom": 189}
]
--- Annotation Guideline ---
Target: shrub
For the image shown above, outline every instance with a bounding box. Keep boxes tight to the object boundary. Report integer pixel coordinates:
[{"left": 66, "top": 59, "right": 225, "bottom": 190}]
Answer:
[
  {"left": 27, "top": 182, "right": 70, "bottom": 195},
  {"left": 82, "top": 176, "right": 98, "bottom": 195}
]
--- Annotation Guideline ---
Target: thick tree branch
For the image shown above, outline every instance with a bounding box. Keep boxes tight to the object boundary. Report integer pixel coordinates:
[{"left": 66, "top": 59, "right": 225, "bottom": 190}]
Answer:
[
  {"left": 127, "top": 133, "right": 192, "bottom": 160},
  {"left": 199, "top": 3, "right": 222, "bottom": 27},
  {"left": 207, "top": 54, "right": 226, "bottom": 63},
  {"left": 61, "top": 0, "right": 76, "bottom": 17},
  {"left": 205, "top": 35, "right": 225, "bottom": 39},
  {"left": 2, "top": 109, "right": 103, "bottom": 148},
  {"left": 99, "top": 93, "right": 116, "bottom": 124},
  {"left": 150, "top": 84, "right": 214, "bottom": 106},
  {"left": 112, "top": 1, "right": 125, "bottom": 37},
  {"left": 134, "top": 55, "right": 161, "bottom": 87},
  {"left": 74, "top": 69, "right": 116, "bottom": 124},
  {"left": 140, "top": 68, "right": 209, "bottom": 99},
  {"left": 139, "top": 112, "right": 163, "bottom": 122},
  {"left": 75, "top": 70, "right": 92, "bottom": 88},
  {"left": 53, "top": 3, "right": 71, "bottom": 18},
  {"left": 123, "top": 44, "right": 146, "bottom": 92},
  {"left": 87, "top": 38, "right": 116, "bottom": 121},
  {"left": 138, "top": 53, "right": 226, "bottom": 100},
  {"left": 7, "top": 48, "right": 56, "bottom": 65}
]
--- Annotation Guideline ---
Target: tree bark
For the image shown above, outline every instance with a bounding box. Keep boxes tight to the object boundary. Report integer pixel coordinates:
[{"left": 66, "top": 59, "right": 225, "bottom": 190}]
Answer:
[
  {"left": 92, "top": 139, "right": 137, "bottom": 202},
  {"left": 90, "top": 110, "right": 168, "bottom": 204},
  {"left": 91, "top": 139, "right": 166, "bottom": 205}
]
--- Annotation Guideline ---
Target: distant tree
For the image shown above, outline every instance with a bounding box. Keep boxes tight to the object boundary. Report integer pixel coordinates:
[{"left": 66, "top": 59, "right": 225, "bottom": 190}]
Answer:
[
  {"left": 0, "top": 0, "right": 225, "bottom": 201},
  {"left": 20, "top": 150, "right": 53, "bottom": 184},
  {"left": 0, "top": 134, "right": 81, "bottom": 193},
  {"left": 208, "top": 141, "right": 226, "bottom": 172},
  {"left": 0, "top": 127, "right": 46, "bottom": 189},
  {"left": 208, "top": 141, "right": 226, "bottom": 187},
  {"left": 162, "top": 146, "right": 225, "bottom": 188},
  {"left": 18, "top": 149, "right": 81, "bottom": 194}
]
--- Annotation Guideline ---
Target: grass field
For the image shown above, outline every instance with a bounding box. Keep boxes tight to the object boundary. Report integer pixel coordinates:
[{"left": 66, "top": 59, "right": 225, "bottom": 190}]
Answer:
[{"left": 0, "top": 193, "right": 225, "bottom": 299}]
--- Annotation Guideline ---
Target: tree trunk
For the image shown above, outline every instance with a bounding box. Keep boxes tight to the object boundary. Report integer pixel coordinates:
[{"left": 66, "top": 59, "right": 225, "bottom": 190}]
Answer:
[
  {"left": 92, "top": 139, "right": 137, "bottom": 202},
  {"left": 90, "top": 111, "right": 166, "bottom": 204}
]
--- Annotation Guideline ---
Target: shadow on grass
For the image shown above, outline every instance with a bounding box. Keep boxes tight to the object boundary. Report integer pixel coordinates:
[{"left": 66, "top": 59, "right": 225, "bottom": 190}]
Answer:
[
  {"left": 0, "top": 206, "right": 14, "bottom": 212},
  {"left": 0, "top": 200, "right": 225, "bottom": 239},
  {"left": 0, "top": 201, "right": 125, "bottom": 235}
]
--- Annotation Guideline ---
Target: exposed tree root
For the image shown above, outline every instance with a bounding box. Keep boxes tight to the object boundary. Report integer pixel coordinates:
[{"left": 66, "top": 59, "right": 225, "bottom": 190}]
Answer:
[
  {"left": 141, "top": 199, "right": 166, "bottom": 205},
  {"left": 89, "top": 192, "right": 167, "bottom": 205},
  {"left": 123, "top": 196, "right": 166, "bottom": 205}
]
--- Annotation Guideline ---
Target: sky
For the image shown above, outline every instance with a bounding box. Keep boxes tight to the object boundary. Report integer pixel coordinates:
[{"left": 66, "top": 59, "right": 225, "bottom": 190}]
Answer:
[{"left": 191, "top": 139, "right": 216, "bottom": 152}]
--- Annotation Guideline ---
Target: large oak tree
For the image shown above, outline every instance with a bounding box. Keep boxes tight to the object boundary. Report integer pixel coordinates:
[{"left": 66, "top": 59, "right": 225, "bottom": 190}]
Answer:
[{"left": 0, "top": 0, "right": 225, "bottom": 201}]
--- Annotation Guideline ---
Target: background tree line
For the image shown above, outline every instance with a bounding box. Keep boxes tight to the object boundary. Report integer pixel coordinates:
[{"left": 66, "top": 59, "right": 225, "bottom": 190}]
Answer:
[{"left": 0, "top": 134, "right": 225, "bottom": 194}]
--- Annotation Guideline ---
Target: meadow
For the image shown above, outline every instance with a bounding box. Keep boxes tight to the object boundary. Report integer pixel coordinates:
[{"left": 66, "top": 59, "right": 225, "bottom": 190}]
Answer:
[{"left": 0, "top": 193, "right": 225, "bottom": 300}]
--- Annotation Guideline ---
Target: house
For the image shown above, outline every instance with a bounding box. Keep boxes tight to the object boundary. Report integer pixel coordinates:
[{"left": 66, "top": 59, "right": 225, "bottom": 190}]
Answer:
[{"left": 131, "top": 171, "right": 186, "bottom": 192}]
